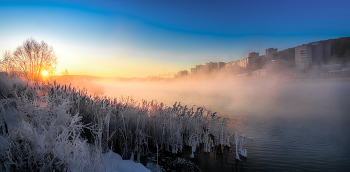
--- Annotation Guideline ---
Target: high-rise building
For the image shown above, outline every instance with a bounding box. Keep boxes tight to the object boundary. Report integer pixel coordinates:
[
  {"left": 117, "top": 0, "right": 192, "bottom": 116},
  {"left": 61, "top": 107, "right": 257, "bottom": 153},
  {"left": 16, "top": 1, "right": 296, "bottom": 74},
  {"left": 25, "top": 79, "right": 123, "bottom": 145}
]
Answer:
[
  {"left": 265, "top": 48, "right": 278, "bottom": 61},
  {"left": 295, "top": 45, "right": 312, "bottom": 69},
  {"left": 248, "top": 52, "right": 259, "bottom": 57},
  {"left": 191, "top": 68, "right": 197, "bottom": 75},
  {"left": 195, "top": 65, "right": 204, "bottom": 73},
  {"left": 322, "top": 42, "right": 331, "bottom": 64},
  {"left": 311, "top": 42, "right": 323, "bottom": 65},
  {"left": 217, "top": 62, "right": 225, "bottom": 69},
  {"left": 295, "top": 41, "right": 331, "bottom": 68},
  {"left": 247, "top": 52, "right": 261, "bottom": 68}
]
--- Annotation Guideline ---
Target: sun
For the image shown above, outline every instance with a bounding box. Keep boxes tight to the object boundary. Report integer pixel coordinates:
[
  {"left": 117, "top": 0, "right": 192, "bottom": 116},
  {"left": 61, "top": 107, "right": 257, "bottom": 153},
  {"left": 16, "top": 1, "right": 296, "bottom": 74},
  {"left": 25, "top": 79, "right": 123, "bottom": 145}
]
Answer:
[{"left": 42, "top": 71, "right": 48, "bottom": 77}]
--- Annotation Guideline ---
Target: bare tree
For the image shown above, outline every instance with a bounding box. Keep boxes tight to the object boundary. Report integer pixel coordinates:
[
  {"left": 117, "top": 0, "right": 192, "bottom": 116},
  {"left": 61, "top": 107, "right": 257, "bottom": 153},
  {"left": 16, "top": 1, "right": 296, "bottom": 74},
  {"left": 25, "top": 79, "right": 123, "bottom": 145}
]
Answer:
[
  {"left": 2, "top": 38, "right": 57, "bottom": 81},
  {"left": 0, "top": 50, "right": 15, "bottom": 74}
]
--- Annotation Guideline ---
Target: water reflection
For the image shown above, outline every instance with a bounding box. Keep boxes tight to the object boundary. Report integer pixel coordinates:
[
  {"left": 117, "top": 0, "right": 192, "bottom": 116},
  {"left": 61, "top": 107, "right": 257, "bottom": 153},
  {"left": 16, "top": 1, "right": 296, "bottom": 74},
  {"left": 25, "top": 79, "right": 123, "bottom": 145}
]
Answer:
[{"left": 99, "top": 78, "right": 350, "bottom": 172}]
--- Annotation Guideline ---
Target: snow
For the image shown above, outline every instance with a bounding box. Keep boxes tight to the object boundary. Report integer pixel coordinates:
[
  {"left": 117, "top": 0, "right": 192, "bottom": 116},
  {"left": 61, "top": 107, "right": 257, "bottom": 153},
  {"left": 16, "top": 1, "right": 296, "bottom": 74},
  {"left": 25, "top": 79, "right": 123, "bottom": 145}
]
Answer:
[
  {"left": 61, "top": 150, "right": 151, "bottom": 172},
  {"left": 1, "top": 101, "right": 18, "bottom": 132},
  {"left": 69, "top": 150, "right": 151, "bottom": 172},
  {"left": 0, "top": 99, "right": 151, "bottom": 172},
  {"left": 100, "top": 150, "right": 151, "bottom": 172},
  {"left": 0, "top": 75, "right": 250, "bottom": 171}
]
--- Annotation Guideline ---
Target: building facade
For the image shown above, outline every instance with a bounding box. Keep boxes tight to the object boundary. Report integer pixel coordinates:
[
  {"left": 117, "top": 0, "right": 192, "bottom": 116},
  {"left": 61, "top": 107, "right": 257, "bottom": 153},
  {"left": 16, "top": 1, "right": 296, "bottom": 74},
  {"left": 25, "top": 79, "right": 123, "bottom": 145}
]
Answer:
[
  {"left": 322, "top": 42, "right": 331, "bottom": 64},
  {"left": 265, "top": 48, "right": 278, "bottom": 61},
  {"left": 295, "top": 45, "right": 312, "bottom": 69},
  {"left": 311, "top": 42, "right": 323, "bottom": 65},
  {"left": 217, "top": 62, "right": 225, "bottom": 69},
  {"left": 295, "top": 41, "right": 331, "bottom": 69}
]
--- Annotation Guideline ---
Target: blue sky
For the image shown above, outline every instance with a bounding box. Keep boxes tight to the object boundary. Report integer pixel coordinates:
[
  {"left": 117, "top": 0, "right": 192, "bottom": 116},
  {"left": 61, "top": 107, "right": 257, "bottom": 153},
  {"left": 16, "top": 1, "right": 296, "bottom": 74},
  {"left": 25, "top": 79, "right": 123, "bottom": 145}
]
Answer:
[{"left": 1, "top": 0, "right": 350, "bottom": 77}]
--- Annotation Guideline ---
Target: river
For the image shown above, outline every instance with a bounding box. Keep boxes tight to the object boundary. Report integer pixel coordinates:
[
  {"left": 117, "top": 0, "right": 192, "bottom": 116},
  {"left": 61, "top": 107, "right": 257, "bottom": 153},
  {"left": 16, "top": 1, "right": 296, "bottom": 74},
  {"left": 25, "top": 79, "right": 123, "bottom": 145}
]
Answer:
[{"left": 99, "top": 78, "right": 350, "bottom": 172}]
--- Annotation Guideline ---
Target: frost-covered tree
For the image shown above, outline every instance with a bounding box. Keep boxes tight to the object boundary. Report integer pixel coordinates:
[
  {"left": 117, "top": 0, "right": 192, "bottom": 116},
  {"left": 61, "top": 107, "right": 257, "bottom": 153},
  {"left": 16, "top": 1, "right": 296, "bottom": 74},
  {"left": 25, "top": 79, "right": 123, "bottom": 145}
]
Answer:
[
  {"left": 1, "top": 38, "right": 57, "bottom": 81},
  {"left": 0, "top": 51, "right": 15, "bottom": 74}
]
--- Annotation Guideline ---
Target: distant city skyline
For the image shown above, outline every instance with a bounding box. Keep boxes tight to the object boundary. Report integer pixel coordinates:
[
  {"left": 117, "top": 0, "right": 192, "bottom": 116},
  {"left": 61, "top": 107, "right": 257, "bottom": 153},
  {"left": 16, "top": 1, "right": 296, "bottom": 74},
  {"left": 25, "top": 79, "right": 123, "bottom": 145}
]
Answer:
[{"left": 1, "top": 0, "right": 350, "bottom": 77}]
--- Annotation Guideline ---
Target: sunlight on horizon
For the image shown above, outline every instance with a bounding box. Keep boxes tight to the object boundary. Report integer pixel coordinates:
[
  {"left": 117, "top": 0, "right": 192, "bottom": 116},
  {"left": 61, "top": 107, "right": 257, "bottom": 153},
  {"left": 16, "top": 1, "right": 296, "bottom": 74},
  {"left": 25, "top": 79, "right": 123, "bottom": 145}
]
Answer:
[{"left": 42, "top": 71, "right": 48, "bottom": 77}]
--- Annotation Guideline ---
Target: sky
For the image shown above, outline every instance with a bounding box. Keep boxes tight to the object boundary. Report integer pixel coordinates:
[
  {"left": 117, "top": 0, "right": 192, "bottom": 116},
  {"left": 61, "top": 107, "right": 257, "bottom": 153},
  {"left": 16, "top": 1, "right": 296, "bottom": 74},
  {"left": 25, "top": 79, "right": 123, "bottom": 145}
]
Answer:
[{"left": 1, "top": 0, "right": 350, "bottom": 77}]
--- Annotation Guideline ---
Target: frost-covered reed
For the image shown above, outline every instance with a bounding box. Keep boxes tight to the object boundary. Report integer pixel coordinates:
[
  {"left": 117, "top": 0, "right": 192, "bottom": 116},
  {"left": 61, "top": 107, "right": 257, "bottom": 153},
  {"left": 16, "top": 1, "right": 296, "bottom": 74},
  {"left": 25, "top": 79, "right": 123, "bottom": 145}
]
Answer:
[
  {"left": 0, "top": 74, "right": 251, "bottom": 171},
  {"left": 0, "top": 76, "right": 106, "bottom": 171},
  {"left": 45, "top": 82, "right": 251, "bottom": 160}
]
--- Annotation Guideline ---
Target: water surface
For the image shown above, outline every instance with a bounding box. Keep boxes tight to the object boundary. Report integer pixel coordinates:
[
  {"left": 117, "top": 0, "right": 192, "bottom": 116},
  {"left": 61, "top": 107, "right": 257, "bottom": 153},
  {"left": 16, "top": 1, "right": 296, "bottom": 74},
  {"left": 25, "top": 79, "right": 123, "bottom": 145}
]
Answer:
[{"left": 102, "top": 78, "right": 350, "bottom": 172}]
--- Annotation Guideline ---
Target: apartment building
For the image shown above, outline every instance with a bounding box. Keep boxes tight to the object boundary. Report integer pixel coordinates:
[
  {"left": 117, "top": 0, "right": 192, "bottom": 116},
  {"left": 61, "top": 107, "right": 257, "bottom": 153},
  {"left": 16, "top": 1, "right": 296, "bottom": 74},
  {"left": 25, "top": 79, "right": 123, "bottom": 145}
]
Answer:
[{"left": 295, "top": 45, "right": 312, "bottom": 69}]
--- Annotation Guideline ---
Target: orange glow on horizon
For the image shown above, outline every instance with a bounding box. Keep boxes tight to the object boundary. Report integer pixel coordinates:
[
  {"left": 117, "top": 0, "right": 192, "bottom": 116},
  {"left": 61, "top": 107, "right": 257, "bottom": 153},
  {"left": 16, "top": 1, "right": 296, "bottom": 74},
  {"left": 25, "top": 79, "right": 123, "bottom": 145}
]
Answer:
[
  {"left": 42, "top": 71, "right": 48, "bottom": 77},
  {"left": 56, "top": 57, "right": 192, "bottom": 78}
]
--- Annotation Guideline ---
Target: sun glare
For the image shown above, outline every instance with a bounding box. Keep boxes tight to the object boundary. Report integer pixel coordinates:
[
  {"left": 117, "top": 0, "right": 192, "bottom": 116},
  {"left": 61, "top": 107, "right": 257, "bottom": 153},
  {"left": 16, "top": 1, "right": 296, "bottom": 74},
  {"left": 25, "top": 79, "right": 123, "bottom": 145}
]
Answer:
[{"left": 42, "top": 71, "right": 48, "bottom": 77}]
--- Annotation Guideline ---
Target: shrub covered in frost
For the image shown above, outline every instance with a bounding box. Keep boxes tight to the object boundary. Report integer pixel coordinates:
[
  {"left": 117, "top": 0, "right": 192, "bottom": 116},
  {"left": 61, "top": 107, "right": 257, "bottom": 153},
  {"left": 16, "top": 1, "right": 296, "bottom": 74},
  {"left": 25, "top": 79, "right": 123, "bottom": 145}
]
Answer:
[
  {"left": 43, "top": 80, "right": 252, "bottom": 162},
  {"left": 0, "top": 75, "right": 251, "bottom": 171},
  {"left": 0, "top": 76, "right": 104, "bottom": 171}
]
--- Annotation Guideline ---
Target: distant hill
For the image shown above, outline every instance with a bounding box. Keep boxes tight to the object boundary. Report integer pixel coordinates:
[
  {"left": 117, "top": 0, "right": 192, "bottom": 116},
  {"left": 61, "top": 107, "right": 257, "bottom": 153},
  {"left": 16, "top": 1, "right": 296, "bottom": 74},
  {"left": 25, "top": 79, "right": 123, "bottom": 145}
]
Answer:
[{"left": 326, "top": 37, "right": 350, "bottom": 62}]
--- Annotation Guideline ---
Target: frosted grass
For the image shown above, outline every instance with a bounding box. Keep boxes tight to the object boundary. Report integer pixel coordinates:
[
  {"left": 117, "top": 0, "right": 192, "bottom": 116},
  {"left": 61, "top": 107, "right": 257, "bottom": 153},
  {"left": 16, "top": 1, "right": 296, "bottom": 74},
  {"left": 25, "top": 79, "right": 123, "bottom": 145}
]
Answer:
[{"left": 0, "top": 75, "right": 251, "bottom": 171}]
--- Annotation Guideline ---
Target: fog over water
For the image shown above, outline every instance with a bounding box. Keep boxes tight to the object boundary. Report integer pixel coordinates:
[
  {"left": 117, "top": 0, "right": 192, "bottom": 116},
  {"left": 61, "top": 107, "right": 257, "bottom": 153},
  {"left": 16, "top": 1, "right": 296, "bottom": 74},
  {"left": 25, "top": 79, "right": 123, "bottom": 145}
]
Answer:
[
  {"left": 66, "top": 77, "right": 350, "bottom": 171},
  {"left": 98, "top": 77, "right": 350, "bottom": 117}
]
